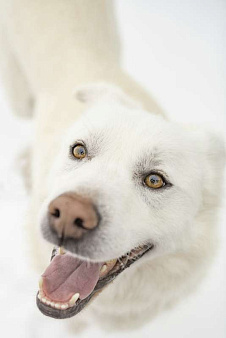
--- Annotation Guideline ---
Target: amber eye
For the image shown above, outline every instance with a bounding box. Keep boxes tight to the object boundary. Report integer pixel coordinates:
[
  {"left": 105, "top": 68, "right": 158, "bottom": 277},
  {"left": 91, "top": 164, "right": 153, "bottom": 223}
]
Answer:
[
  {"left": 144, "top": 173, "right": 165, "bottom": 189},
  {"left": 72, "top": 144, "right": 87, "bottom": 159}
]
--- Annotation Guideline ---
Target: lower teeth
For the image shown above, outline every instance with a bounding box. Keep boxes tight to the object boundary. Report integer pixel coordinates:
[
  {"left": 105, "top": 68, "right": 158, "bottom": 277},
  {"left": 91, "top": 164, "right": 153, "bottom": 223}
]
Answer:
[
  {"left": 38, "top": 244, "right": 151, "bottom": 311},
  {"left": 38, "top": 292, "right": 72, "bottom": 310}
]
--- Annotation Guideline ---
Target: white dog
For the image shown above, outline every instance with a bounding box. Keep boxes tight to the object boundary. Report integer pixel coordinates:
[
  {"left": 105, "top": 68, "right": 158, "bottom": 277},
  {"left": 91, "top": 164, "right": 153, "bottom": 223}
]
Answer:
[
  {"left": 0, "top": 0, "right": 225, "bottom": 331},
  {"left": 36, "top": 83, "right": 225, "bottom": 329}
]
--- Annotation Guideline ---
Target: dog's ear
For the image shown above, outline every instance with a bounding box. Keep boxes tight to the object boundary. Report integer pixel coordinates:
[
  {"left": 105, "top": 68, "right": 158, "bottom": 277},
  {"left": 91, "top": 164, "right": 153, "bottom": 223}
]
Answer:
[
  {"left": 74, "top": 83, "right": 141, "bottom": 109},
  {"left": 190, "top": 126, "right": 226, "bottom": 205}
]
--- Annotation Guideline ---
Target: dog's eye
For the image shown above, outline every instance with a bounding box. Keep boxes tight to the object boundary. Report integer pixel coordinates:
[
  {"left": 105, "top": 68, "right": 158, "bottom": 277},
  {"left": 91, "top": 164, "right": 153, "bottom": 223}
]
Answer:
[
  {"left": 144, "top": 173, "right": 165, "bottom": 189},
  {"left": 72, "top": 144, "right": 87, "bottom": 159}
]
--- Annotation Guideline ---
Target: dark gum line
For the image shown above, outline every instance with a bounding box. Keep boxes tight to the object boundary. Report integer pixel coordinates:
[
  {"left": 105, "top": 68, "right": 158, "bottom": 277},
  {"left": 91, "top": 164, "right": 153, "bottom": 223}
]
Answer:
[{"left": 36, "top": 244, "right": 154, "bottom": 319}]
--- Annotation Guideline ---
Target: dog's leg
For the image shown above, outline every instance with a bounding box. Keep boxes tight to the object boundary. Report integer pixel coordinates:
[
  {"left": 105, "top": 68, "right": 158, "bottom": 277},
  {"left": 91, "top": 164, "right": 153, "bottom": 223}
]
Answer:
[{"left": 0, "top": 27, "right": 34, "bottom": 118}]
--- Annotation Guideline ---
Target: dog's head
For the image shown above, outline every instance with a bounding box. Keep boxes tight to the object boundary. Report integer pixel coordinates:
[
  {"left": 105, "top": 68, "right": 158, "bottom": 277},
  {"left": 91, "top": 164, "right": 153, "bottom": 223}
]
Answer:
[{"left": 37, "top": 83, "right": 225, "bottom": 318}]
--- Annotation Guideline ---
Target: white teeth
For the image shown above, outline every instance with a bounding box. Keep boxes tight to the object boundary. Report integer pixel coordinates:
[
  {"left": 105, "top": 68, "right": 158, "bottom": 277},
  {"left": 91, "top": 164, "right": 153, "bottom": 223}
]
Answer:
[
  {"left": 99, "top": 259, "right": 118, "bottom": 278},
  {"left": 59, "top": 247, "right": 65, "bottom": 255},
  {"left": 69, "top": 293, "right": 80, "bottom": 307},
  {"left": 100, "top": 265, "right": 107, "bottom": 274},
  {"left": 39, "top": 293, "right": 78, "bottom": 310},
  {"left": 100, "top": 264, "right": 107, "bottom": 277},
  {"left": 39, "top": 277, "right": 43, "bottom": 289},
  {"left": 39, "top": 290, "right": 44, "bottom": 298}
]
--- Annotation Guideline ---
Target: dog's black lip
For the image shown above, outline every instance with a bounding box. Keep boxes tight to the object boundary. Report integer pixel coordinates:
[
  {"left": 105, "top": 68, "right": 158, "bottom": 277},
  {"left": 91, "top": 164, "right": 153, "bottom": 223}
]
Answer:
[{"left": 36, "top": 243, "right": 154, "bottom": 319}]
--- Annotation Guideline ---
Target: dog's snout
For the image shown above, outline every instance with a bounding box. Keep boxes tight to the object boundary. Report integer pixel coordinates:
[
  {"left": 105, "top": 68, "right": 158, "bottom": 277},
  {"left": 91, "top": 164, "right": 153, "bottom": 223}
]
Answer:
[{"left": 48, "top": 193, "right": 99, "bottom": 240}]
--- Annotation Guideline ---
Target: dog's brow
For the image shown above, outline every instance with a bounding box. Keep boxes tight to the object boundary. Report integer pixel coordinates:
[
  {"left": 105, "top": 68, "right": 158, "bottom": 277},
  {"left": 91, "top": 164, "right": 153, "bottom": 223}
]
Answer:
[
  {"left": 71, "top": 131, "right": 105, "bottom": 157},
  {"left": 134, "top": 152, "right": 162, "bottom": 174}
]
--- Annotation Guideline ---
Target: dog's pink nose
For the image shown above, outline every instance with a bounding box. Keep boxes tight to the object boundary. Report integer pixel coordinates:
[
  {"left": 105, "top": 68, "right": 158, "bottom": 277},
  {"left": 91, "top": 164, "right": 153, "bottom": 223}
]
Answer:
[{"left": 48, "top": 193, "right": 99, "bottom": 240}]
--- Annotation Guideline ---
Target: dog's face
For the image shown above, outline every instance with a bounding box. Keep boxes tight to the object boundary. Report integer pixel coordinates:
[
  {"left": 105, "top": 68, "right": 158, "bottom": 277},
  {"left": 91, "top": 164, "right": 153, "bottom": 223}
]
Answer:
[
  {"left": 37, "top": 84, "right": 225, "bottom": 319},
  {"left": 40, "top": 84, "right": 225, "bottom": 262}
]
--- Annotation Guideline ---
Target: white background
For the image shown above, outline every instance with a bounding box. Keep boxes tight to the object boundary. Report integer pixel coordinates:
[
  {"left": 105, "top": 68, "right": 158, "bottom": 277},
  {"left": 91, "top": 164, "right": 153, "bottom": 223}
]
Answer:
[{"left": 0, "top": 0, "right": 225, "bottom": 337}]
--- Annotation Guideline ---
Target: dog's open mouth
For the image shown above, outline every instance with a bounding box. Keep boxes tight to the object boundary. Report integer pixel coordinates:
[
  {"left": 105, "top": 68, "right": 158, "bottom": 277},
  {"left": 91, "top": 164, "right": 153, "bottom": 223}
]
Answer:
[{"left": 36, "top": 243, "right": 153, "bottom": 319}]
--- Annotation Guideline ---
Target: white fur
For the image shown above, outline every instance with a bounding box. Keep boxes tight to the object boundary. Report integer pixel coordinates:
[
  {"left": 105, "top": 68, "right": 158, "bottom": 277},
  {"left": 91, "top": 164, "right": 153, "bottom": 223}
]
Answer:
[
  {"left": 0, "top": 0, "right": 225, "bottom": 331},
  {"left": 39, "top": 84, "right": 225, "bottom": 329}
]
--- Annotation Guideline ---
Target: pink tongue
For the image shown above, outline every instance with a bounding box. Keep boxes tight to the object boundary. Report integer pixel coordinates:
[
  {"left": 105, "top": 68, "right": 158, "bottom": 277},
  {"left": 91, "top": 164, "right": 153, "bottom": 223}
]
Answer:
[{"left": 42, "top": 254, "right": 102, "bottom": 302}]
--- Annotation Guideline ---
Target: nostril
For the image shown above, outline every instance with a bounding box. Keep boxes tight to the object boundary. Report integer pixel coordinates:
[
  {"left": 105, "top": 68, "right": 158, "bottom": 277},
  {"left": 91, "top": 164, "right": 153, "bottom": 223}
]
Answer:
[
  {"left": 74, "top": 218, "right": 85, "bottom": 229},
  {"left": 51, "top": 208, "right": 60, "bottom": 218}
]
